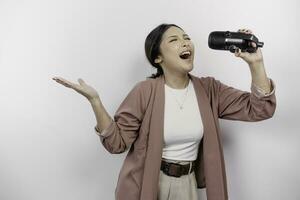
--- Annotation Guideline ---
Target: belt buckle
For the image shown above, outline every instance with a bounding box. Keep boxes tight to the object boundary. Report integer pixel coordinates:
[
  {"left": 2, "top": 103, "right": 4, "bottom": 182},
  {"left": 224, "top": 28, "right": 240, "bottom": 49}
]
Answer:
[
  {"left": 172, "top": 171, "right": 182, "bottom": 178},
  {"left": 167, "top": 163, "right": 182, "bottom": 178}
]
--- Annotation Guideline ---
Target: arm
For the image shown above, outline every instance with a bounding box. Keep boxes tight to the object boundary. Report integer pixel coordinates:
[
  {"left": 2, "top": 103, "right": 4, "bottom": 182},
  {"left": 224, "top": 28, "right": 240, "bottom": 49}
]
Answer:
[
  {"left": 90, "top": 98, "right": 114, "bottom": 136},
  {"left": 249, "top": 61, "right": 272, "bottom": 95},
  {"left": 215, "top": 76, "right": 276, "bottom": 121},
  {"left": 217, "top": 28, "right": 277, "bottom": 121},
  {"left": 92, "top": 82, "right": 146, "bottom": 154}
]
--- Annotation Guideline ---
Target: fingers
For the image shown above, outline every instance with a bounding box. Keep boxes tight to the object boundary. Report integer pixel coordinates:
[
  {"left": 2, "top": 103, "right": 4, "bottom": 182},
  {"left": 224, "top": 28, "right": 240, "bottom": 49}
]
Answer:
[
  {"left": 52, "top": 76, "right": 75, "bottom": 88},
  {"left": 237, "top": 28, "right": 253, "bottom": 34},
  {"left": 237, "top": 28, "right": 256, "bottom": 50},
  {"left": 78, "top": 78, "right": 86, "bottom": 86},
  {"left": 234, "top": 48, "right": 244, "bottom": 58}
]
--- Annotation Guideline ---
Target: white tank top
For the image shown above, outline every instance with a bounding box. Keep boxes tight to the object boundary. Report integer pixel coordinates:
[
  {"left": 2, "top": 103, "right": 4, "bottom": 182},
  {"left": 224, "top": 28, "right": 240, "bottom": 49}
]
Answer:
[{"left": 162, "top": 78, "right": 204, "bottom": 161}]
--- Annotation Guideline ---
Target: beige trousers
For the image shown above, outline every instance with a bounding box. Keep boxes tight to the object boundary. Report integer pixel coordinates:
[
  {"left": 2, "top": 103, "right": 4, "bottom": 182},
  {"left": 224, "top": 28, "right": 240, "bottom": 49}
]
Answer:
[{"left": 158, "top": 158, "right": 199, "bottom": 200}]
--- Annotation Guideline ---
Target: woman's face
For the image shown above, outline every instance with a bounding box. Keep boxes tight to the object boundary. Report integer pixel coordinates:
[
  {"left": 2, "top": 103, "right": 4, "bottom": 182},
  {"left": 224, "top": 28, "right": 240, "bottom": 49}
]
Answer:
[{"left": 155, "top": 26, "right": 195, "bottom": 76}]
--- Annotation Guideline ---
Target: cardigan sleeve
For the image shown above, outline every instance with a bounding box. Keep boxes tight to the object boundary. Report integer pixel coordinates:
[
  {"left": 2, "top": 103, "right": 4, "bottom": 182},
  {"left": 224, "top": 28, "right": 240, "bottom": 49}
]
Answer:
[
  {"left": 94, "top": 81, "right": 146, "bottom": 154},
  {"left": 213, "top": 77, "right": 276, "bottom": 121}
]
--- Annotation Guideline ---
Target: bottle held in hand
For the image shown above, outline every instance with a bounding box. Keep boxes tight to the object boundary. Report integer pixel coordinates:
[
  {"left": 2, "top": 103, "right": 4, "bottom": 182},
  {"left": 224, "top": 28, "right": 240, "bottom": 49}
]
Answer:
[{"left": 208, "top": 31, "right": 264, "bottom": 53}]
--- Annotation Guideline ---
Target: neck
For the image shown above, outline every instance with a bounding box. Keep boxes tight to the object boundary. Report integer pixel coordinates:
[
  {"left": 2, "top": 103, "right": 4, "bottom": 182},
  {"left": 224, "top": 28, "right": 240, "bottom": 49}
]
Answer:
[{"left": 163, "top": 72, "right": 190, "bottom": 89}]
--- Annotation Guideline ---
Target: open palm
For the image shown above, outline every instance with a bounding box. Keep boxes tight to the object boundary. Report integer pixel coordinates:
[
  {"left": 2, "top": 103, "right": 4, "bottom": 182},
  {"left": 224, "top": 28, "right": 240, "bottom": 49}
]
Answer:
[{"left": 52, "top": 77, "right": 99, "bottom": 101}]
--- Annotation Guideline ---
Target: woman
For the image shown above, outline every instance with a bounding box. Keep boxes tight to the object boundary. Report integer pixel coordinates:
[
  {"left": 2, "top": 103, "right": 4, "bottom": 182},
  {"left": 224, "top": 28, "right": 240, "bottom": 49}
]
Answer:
[{"left": 52, "top": 23, "right": 276, "bottom": 200}]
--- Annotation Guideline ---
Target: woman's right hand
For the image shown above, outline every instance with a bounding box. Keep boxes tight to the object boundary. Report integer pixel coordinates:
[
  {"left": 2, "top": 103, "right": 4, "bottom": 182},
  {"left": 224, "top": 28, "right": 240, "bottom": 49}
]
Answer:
[{"left": 52, "top": 76, "right": 100, "bottom": 101}]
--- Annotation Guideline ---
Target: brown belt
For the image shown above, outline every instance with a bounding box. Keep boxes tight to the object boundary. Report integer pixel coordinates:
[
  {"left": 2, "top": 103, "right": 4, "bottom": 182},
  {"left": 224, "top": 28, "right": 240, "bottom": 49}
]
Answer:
[{"left": 160, "top": 160, "right": 195, "bottom": 178}]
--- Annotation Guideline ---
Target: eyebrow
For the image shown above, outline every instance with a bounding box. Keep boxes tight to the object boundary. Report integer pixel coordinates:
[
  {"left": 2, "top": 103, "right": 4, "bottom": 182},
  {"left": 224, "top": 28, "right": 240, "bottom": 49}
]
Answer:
[{"left": 168, "top": 34, "right": 189, "bottom": 38}]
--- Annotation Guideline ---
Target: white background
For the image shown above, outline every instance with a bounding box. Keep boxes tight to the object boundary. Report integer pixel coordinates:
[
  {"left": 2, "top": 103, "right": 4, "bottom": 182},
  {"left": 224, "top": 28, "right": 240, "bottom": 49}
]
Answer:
[{"left": 0, "top": 0, "right": 299, "bottom": 199}]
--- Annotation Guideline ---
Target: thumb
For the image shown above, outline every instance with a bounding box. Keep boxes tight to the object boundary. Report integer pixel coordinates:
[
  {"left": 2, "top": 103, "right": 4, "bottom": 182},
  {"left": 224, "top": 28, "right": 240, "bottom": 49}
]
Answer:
[
  {"left": 78, "top": 78, "right": 86, "bottom": 86},
  {"left": 234, "top": 48, "right": 246, "bottom": 58}
]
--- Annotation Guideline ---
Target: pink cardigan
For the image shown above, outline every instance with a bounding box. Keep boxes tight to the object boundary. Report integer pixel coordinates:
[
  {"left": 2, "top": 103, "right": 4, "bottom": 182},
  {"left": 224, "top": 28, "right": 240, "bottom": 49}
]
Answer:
[{"left": 95, "top": 72, "right": 276, "bottom": 200}]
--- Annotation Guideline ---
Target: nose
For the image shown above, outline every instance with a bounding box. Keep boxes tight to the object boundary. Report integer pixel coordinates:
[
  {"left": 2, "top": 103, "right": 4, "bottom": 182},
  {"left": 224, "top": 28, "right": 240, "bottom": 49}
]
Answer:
[{"left": 182, "top": 39, "right": 189, "bottom": 47}]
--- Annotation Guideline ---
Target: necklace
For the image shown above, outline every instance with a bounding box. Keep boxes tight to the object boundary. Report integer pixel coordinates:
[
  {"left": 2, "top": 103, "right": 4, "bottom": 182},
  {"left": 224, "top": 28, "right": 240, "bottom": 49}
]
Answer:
[{"left": 167, "top": 78, "right": 190, "bottom": 110}]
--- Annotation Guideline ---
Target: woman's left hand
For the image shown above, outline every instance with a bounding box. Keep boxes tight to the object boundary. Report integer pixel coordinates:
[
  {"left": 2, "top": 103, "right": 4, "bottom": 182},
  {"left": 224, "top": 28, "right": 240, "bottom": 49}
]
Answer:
[{"left": 234, "top": 28, "right": 264, "bottom": 66}]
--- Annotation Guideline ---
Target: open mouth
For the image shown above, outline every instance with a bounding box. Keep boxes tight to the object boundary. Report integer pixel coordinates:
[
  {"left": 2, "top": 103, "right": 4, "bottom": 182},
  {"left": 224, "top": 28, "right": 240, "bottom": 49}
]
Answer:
[{"left": 179, "top": 51, "right": 192, "bottom": 60}]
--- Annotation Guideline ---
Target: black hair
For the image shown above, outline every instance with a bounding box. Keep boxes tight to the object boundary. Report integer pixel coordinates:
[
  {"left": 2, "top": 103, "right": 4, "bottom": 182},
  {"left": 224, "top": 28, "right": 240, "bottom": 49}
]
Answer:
[{"left": 144, "top": 23, "right": 183, "bottom": 79}]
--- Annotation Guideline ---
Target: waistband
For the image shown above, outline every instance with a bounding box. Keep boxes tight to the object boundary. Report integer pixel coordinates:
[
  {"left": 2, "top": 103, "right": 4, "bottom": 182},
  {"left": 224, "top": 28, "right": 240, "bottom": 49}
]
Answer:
[{"left": 161, "top": 157, "right": 195, "bottom": 174}]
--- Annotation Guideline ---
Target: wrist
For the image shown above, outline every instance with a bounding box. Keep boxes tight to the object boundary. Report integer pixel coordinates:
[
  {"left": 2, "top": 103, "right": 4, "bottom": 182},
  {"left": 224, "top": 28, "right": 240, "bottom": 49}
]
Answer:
[{"left": 89, "top": 96, "right": 101, "bottom": 105}]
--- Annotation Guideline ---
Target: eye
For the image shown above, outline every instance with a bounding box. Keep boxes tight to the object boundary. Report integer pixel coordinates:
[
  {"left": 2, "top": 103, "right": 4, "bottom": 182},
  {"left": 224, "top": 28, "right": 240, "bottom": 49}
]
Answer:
[{"left": 169, "top": 37, "right": 191, "bottom": 42}]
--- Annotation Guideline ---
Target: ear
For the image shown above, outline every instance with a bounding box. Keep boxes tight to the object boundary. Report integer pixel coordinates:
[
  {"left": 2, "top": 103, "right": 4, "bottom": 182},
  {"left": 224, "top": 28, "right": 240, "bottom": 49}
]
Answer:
[{"left": 154, "top": 55, "right": 162, "bottom": 64}]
